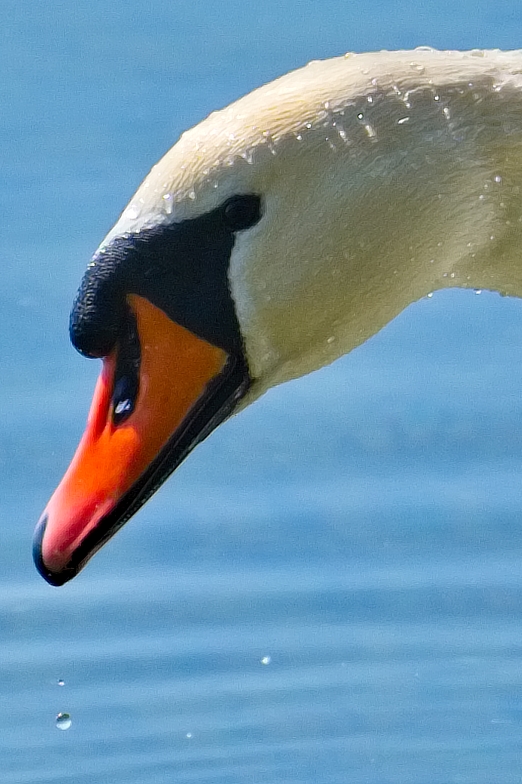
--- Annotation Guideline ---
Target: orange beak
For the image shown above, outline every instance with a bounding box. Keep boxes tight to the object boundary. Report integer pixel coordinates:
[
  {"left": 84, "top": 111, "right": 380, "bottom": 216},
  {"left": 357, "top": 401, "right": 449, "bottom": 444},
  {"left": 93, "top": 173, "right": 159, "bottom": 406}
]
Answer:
[{"left": 34, "top": 294, "right": 249, "bottom": 585}]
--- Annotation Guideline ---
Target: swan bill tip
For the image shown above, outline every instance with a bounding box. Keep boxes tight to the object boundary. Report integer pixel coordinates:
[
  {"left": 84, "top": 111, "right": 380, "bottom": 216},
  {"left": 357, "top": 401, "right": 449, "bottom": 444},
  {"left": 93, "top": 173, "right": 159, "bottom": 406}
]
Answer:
[{"left": 32, "top": 514, "right": 78, "bottom": 587}]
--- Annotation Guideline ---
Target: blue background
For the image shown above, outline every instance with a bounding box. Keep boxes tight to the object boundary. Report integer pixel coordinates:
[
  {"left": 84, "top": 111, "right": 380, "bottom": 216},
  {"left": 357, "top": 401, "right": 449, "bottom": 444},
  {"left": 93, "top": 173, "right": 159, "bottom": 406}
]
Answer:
[{"left": 1, "top": 1, "right": 522, "bottom": 781}]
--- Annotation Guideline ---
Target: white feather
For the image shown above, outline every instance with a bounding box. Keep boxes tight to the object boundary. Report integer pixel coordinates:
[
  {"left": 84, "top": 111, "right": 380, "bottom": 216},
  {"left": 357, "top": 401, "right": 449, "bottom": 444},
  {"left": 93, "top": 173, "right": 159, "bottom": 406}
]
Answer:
[{"left": 100, "top": 48, "right": 522, "bottom": 399}]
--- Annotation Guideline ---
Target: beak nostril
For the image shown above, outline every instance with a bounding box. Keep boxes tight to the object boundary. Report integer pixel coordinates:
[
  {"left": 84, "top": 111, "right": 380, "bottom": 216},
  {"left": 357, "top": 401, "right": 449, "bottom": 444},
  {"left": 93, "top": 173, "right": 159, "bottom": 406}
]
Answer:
[
  {"left": 111, "top": 304, "right": 141, "bottom": 427},
  {"left": 112, "top": 377, "right": 136, "bottom": 424}
]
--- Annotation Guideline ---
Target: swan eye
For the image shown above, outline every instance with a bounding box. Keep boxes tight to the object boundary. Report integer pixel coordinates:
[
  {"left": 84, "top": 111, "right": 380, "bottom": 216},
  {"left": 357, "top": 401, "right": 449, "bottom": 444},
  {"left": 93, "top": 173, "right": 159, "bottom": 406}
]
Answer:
[{"left": 222, "top": 195, "right": 261, "bottom": 232}]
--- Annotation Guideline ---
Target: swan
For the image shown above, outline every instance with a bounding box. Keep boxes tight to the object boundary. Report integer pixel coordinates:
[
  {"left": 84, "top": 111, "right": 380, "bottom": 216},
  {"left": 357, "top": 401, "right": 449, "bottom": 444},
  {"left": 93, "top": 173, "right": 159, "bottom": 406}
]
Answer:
[{"left": 34, "top": 47, "right": 522, "bottom": 585}]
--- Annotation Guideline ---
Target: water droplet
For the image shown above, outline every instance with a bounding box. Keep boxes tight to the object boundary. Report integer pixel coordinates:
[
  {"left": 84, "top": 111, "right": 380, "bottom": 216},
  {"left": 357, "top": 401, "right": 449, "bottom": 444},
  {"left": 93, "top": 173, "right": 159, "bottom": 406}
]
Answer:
[
  {"left": 494, "top": 175, "right": 502, "bottom": 184},
  {"left": 450, "top": 272, "right": 455, "bottom": 278},
  {"left": 125, "top": 204, "right": 140, "bottom": 220},
  {"left": 479, "top": 194, "right": 485, "bottom": 201},
  {"left": 56, "top": 713, "right": 72, "bottom": 731},
  {"left": 241, "top": 149, "right": 255, "bottom": 164},
  {"left": 427, "top": 292, "right": 434, "bottom": 298},
  {"left": 334, "top": 123, "right": 348, "bottom": 143},
  {"left": 57, "top": 679, "right": 65, "bottom": 687},
  {"left": 185, "top": 732, "right": 193, "bottom": 739},
  {"left": 261, "top": 656, "right": 271, "bottom": 665},
  {"left": 356, "top": 112, "right": 364, "bottom": 121},
  {"left": 326, "top": 336, "right": 336, "bottom": 344},
  {"left": 367, "top": 95, "right": 374, "bottom": 104},
  {"left": 162, "top": 193, "right": 173, "bottom": 215},
  {"left": 443, "top": 107, "right": 451, "bottom": 120},
  {"left": 295, "top": 134, "right": 303, "bottom": 141},
  {"left": 433, "top": 94, "right": 440, "bottom": 102},
  {"left": 397, "top": 117, "right": 410, "bottom": 125},
  {"left": 364, "top": 124, "right": 376, "bottom": 138},
  {"left": 305, "top": 122, "right": 312, "bottom": 129},
  {"left": 188, "top": 190, "right": 196, "bottom": 201},
  {"left": 474, "top": 289, "right": 482, "bottom": 295}
]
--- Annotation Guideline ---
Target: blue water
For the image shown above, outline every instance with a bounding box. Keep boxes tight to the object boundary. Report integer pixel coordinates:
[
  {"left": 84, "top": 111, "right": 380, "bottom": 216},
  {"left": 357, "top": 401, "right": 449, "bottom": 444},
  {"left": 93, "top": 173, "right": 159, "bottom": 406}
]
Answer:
[{"left": 2, "top": 1, "right": 522, "bottom": 782}]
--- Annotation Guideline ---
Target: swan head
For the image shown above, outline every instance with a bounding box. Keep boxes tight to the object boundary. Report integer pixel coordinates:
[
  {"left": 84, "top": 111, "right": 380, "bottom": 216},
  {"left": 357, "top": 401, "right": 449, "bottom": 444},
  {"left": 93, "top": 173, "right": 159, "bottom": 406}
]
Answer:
[{"left": 33, "top": 49, "right": 522, "bottom": 584}]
